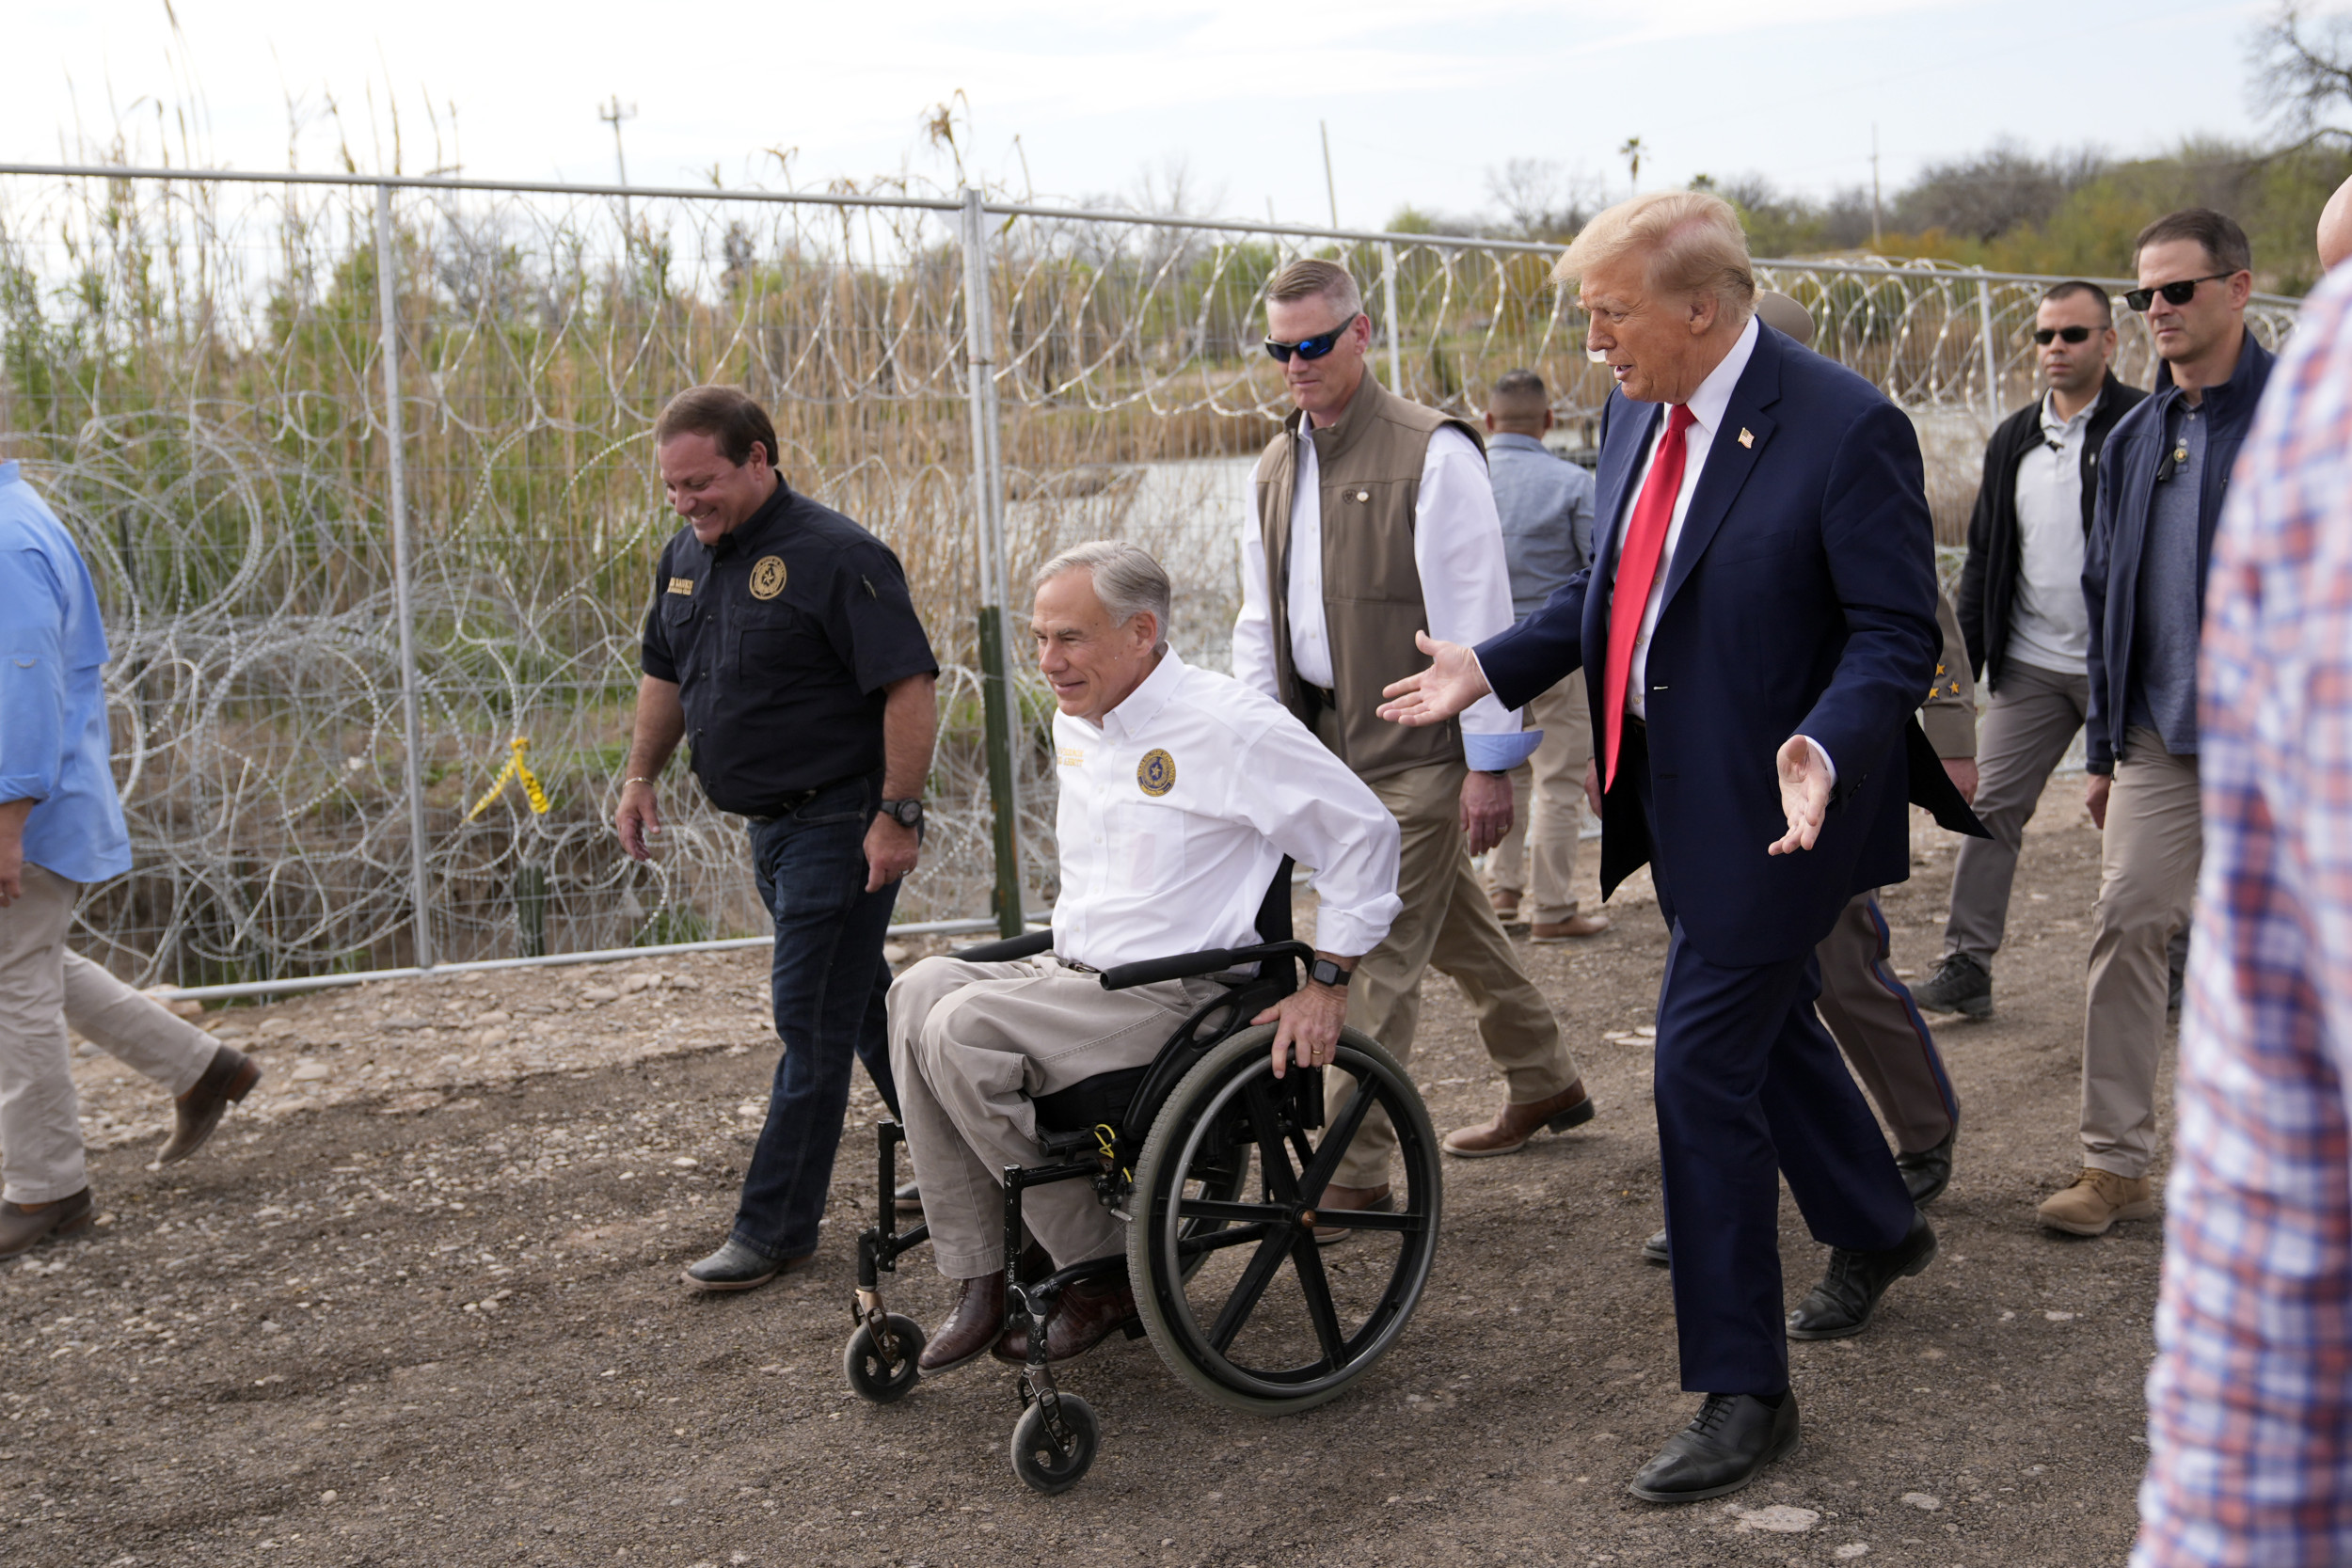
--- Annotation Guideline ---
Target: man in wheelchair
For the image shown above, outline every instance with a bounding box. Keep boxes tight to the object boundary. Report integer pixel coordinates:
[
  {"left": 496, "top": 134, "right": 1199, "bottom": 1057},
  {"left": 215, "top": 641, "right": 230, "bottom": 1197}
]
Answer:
[{"left": 889, "top": 540, "right": 1403, "bottom": 1375}]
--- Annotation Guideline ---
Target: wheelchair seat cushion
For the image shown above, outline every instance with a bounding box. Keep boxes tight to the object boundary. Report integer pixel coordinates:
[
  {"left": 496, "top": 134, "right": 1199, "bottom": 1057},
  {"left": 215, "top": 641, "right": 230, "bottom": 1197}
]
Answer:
[{"left": 1032, "top": 1066, "right": 1150, "bottom": 1135}]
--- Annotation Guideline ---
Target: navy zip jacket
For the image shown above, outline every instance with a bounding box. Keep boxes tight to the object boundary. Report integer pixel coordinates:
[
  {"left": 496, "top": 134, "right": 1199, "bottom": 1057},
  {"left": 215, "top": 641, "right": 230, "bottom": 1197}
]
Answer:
[{"left": 2082, "top": 330, "right": 2275, "bottom": 774}]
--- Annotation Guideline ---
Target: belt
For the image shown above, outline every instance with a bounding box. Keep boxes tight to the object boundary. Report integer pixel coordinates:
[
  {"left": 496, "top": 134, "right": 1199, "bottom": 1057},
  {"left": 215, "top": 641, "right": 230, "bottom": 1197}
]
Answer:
[
  {"left": 742, "top": 784, "right": 831, "bottom": 825},
  {"left": 1302, "top": 683, "right": 1337, "bottom": 710},
  {"left": 1057, "top": 958, "right": 1100, "bottom": 974}
]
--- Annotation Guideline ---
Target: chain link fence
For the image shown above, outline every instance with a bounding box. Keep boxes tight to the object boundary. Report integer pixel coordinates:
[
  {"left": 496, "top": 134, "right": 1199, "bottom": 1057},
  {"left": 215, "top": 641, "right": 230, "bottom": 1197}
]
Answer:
[{"left": 0, "top": 165, "right": 2303, "bottom": 990}]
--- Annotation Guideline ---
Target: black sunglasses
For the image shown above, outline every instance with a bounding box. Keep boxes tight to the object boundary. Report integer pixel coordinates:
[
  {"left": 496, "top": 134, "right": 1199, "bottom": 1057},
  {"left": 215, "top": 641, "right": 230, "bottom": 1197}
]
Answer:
[
  {"left": 2124, "top": 273, "right": 2233, "bottom": 313},
  {"left": 1264, "top": 313, "right": 1361, "bottom": 363},
  {"left": 2032, "top": 325, "right": 2096, "bottom": 345}
]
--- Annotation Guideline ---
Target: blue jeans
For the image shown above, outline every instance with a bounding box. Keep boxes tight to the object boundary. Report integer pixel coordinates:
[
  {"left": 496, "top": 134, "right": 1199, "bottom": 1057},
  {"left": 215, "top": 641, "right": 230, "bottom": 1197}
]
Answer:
[{"left": 729, "top": 774, "right": 902, "bottom": 1262}]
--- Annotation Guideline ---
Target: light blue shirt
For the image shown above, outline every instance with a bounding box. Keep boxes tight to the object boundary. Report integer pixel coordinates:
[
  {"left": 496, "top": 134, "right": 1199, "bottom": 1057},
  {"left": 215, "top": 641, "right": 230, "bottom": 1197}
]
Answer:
[
  {"left": 1487, "top": 431, "right": 1597, "bottom": 621},
  {"left": 0, "top": 461, "right": 132, "bottom": 884}
]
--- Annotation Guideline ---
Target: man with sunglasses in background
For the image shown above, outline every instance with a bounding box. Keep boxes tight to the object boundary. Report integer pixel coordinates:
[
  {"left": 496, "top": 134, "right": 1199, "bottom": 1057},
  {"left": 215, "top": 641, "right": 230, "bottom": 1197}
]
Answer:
[
  {"left": 1234, "top": 261, "right": 1594, "bottom": 1220},
  {"left": 1915, "top": 284, "right": 2144, "bottom": 1023},
  {"left": 2041, "top": 209, "right": 2272, "bottom": 1238}
]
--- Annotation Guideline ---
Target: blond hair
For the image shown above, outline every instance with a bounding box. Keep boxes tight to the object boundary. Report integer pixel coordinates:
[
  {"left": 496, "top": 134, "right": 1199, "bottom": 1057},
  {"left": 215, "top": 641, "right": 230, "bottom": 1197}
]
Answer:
[
  {"left": 1265, "top": 259, "right": 1363, "bottom": 319},
  {"left": 1554, "top": 192, "right": 1755, "bottom": 322}
]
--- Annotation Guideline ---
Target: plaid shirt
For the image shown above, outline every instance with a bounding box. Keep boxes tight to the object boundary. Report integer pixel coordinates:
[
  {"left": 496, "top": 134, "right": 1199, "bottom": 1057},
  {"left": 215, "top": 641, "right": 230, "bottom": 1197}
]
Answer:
[{"left": 2137, "top": 268, "right": 2352, "bottom": 1567}]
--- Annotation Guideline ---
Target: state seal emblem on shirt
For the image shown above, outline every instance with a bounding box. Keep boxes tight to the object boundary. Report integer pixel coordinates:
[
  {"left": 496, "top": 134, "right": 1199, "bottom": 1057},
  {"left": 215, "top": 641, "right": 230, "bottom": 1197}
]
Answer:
[
  {"left": 1136, "top": 749, "right": 1176, "bottom": 798},
  {"left": 749, "top": 556, "right": 787, "bottom": 600}
]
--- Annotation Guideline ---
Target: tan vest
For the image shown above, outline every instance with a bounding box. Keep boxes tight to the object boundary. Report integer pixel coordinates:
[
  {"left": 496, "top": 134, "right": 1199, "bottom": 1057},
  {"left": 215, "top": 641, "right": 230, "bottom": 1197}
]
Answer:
[{"left": 1253, "top": 375, "right": 1486, "bottom": 782}]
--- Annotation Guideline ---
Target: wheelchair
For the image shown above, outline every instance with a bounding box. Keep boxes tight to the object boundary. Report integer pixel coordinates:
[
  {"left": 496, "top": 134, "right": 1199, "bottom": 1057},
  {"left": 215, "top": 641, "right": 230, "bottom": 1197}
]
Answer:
[{"left": 841, "top": 860, "right": 1443, "bottom": 1495}]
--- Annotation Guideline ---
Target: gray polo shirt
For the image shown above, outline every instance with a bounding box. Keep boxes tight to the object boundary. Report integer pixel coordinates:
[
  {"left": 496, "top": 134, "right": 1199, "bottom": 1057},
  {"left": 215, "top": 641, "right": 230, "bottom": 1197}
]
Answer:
[{"left": 2124, "top": 401, "right": 2203, "bottom": 756}]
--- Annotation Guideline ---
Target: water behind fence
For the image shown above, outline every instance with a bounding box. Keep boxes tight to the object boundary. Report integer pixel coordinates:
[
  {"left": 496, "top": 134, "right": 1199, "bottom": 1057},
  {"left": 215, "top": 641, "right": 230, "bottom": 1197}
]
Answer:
[{"left": 0, "top": 165, "right": 2301, "bottom": 990}]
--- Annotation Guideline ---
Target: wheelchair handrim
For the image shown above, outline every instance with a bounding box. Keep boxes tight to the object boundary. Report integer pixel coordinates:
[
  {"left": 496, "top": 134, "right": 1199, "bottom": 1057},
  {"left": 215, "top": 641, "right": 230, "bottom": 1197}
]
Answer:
[{"left": 1136, "top": 1028, "right": 1438, "bottom": 1403}]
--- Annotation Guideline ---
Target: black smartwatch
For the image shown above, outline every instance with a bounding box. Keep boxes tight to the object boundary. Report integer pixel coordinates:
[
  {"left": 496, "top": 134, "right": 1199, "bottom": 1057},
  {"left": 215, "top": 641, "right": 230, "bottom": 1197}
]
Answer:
[
  {"left": 878, "top": 798, "right": 925, "bottom": 829},
  {"left": 1308, "top": 957, "right": 1352, "bottom": 990}
]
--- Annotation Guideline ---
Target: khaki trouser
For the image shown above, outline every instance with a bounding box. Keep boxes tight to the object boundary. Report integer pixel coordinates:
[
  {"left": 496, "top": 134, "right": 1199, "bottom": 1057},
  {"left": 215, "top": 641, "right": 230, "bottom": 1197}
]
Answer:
[
  {"left": 1816, "top": 892, "right": 1957, "bottom": 1155},
  {"left": 1315, "top": 709, "right": 1579, "bottom": 1189},
  {"left": 886, "top": 953, "right": 1222, "bottom": 1278},
  {"left": 0, "top": 864, "right": 220, "bottom": 1204},
  {"left": 2081, "top": 727, "right": 2201, "bottom": 1180},
  {"left": 1487, "top": 673, "right": 1592, "bottom": 926},
  {"left": 1941, "top": 661, "right": 2090, "bottom": 968}
]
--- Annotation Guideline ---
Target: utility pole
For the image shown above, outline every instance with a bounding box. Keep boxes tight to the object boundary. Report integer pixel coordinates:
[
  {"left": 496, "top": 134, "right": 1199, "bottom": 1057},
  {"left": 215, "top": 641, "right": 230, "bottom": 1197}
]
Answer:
[
  {"left": 1870, "top": 123, "right": 1883, "bottom": 250},
  {"left": 599, "top": 95, "right": 637, "bottom": 227},
  {"left": 1319, "top": 120, "right": 1340, "bottom": 230}
]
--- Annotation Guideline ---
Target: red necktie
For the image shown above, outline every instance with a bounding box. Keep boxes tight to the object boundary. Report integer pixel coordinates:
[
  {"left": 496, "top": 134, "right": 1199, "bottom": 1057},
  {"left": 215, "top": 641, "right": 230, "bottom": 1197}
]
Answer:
[{"left": 1601, "top": 404, "right": 1698, "bottom": 789}]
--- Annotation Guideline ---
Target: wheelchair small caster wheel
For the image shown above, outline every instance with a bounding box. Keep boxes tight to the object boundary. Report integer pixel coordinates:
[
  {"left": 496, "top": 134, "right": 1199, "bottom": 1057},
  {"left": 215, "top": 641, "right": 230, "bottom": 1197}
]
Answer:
[
  {"left": 1009, "top": 1394, "right": 1100, "bottom": 1495},
  {"left": 844, "top": 1315, "right": 925, "bottom": 1404}
]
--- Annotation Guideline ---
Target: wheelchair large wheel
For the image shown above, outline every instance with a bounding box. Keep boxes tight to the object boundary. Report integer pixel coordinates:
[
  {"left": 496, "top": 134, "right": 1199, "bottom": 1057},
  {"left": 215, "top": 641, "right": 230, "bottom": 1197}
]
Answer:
[{"left": 1126, "top": 1025, "right": 1440, "bottom": 1415}]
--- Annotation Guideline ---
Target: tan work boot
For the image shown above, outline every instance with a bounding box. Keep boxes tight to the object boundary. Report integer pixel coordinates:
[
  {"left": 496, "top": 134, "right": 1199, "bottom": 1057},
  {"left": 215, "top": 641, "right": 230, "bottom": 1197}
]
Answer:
[
  {"left": 1489, "top": 890, "right": 1524, "bottom": 924},
  {"left": 2037, "top": 1168, "right": 2156, "bottom": 1236}
]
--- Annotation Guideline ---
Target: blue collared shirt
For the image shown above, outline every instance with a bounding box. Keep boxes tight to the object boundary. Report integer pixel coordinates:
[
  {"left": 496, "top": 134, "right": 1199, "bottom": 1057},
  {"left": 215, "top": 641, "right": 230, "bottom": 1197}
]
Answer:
[
  {"left": 1487, "top": 431, "right": 1597, "bottom": 621},
  {"left": 0, "top": 460, "right": 132, "bottom": 884}
]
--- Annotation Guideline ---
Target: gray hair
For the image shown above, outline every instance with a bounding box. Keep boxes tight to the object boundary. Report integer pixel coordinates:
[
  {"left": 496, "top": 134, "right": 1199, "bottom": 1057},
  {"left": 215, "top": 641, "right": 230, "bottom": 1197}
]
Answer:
[{"left": 1033, "top": 539, "right": 1172, "bottom": 652}]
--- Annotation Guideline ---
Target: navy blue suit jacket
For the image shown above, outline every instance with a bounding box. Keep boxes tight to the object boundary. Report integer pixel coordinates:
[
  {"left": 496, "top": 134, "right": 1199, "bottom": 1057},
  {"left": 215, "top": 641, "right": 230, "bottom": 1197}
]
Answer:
[{"left": 1477, "top": 324, "right": 1947, "bottom": 968}]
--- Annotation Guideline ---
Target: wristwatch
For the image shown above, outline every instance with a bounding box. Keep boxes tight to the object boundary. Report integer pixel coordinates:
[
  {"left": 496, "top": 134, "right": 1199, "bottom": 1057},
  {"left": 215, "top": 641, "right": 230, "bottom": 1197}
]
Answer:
[
  {"left": 878, "top": 798, "right": 925, "bottom": 829},
  {"left": 1308, "top": 957, "right": 1352, "bottom": 990}
]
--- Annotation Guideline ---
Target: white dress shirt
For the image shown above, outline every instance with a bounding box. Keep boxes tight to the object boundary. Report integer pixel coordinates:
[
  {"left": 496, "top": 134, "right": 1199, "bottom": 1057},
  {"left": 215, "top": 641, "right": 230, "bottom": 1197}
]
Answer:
[
  {"left": 2005, "top": 388, "right": 2099, "bottom": 677},
  {"left": 1052, "top": 651, "right": 1403, "bottom": 971},
  {"left": 1233, "top": 420, "right": 1538, "bottom": 771}
]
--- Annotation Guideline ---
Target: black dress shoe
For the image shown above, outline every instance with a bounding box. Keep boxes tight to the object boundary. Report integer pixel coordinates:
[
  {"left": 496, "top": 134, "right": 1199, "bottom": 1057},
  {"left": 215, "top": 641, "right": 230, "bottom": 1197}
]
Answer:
[
  {"left": 1641, "top": 1227, "right": 1670, "bottom": 1266},
  {"left": 1629, "top": 1393, "right": 1800, "bottom": 1503},
  {"left": 1787, "top": 1212, "right": 1936, "bottom": 1340},
  {"left": 1895, "top": 1118, "right": 1958, "bottom": 1206}
]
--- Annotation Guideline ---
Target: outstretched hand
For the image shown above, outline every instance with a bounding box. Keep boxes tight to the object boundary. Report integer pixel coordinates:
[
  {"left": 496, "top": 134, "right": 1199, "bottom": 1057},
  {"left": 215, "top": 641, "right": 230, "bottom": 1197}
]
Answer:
[
  {"left": 1769, "top": 736, "right": 1830, "bottom": 856},
  {"left": 1376, "top": 632, "right": 1492, "bottom": 727}
]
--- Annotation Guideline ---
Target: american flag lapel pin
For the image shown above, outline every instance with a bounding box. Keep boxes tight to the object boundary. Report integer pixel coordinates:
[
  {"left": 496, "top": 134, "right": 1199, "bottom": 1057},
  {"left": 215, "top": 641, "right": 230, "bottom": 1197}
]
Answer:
[{"left": 1738, "top": 428, "right": 1755, "bottom": 449}]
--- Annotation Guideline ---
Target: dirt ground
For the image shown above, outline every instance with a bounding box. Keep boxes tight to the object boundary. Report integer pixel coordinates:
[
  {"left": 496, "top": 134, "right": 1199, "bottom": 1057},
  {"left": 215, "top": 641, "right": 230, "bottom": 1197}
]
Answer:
[{"left": 2, "top": 778, "right": 2167, "bottom": 1568}]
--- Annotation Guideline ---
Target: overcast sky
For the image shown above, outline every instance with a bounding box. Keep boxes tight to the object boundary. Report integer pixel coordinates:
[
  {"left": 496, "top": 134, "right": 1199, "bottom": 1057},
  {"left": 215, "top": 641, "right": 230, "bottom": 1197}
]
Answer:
[{"left": 6, "top": 0, "right": 2282, "bottom": 230}]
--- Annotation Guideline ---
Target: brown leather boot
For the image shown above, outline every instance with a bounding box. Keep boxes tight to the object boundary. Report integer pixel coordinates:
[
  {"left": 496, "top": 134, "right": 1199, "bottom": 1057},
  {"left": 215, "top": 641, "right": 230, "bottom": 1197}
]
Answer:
[
  {"left": 1309, "top": 1181, "right": 1394, "bottom": 1246},
  {"left": 159, "top": 1044, "right": 262, "bottom": 1164},
  {"left": 918, "top": 1273, "right": 1007, "bottom": 1375},
  {"left": 1441, "top": 1080, "right": 1596, "bottom": 1158}
]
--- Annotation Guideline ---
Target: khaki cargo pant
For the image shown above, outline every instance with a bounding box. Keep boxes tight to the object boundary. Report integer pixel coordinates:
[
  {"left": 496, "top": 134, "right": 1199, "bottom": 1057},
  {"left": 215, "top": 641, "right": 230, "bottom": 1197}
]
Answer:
[
  {"left": 886, "top": 952, "right": 1224, "bottom": 1278},
  {"left": 1486, "top": 673, "right": 1593, "bottom": 926},
  {"left": 1, "top": 864, "right": 222, "bottom": 1204},
  {"left": 1314, "top": 709, "right": 1580, "bottom": 1191}
]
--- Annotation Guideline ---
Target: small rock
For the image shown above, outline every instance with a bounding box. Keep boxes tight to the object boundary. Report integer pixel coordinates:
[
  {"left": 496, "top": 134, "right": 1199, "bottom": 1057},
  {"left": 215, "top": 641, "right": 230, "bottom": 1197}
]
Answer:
[
  {"left": 582, "top": 988, "right": 618, "bottom": 1005},
  {"left": 1902, "top": 1493, "right": 1942, "bottom": 1511},
  {"left": 290, "top": 1061, "right": 333, "bottom": 1084},
  {"left": 1733, "top": 1505, "right": 1820, "bottom": 1533},
  {"left": 666, "top": 974, "right": 699, "bottom": 991},
  {"left": 2044, "top": 1310, "right": 2075, "bottom": 1322},
  {"left": 75, "top": 1039, "right": 102, "bottom": 1058},
  {"left": 672, "top": 1156, "right": 698, "bottom": 1169},
  {"left": 1835, "top": 1546, "right": 1869, "bottom": 1560},
  {"left": 143, "top": 986, "right": 205, "bottom": 1020},
  {"left": 474, "top": 1027, "right": 512, "bottom": 1049},
  {"left": 382, "top": 1017, "right": 428, "bottom": 1032},
  {"left": 473, "top": 1011, "right": 511, "bottom": 1027},
  {"left": 258, "top": 1018, "right": 299, "bottom": 1039},
  {"left": 882, "top": 943, "right": 911, "bottom": 966},
  {"left": 621, "top": 974, "right": 655, "bottom": 995},
  {"left": 319, "top": 1490, "right": 339, "bottom": 1504}
]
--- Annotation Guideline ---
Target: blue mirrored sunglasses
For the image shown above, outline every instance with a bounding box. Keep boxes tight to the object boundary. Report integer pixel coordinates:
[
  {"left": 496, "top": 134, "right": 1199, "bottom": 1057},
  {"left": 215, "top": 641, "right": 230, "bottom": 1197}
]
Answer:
[{"left": 1263, "top": 313, "right": 1361, "bottom": 364}]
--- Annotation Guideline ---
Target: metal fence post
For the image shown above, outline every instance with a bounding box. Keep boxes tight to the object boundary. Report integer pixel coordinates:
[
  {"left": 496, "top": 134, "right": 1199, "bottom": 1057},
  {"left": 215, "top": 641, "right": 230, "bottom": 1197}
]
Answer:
[
  {"left": 961, "top": 188, "right": 1025, "bottom": 938},
  {"left": 1976, "top": 270, "right": 2001, "bottom": 429},
  {"left": 1380, "top": 241, "right": 1405, "bottom": 393},
  {"left": 374, "top": 183, "right": 436, "bottom": 969}
]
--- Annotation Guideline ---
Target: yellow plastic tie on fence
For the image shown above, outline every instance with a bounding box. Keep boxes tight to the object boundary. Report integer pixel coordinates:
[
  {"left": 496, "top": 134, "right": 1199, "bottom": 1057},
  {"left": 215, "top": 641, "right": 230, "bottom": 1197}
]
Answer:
[{"left": 465, "top": 736, "right": 551, "bottom": 822}]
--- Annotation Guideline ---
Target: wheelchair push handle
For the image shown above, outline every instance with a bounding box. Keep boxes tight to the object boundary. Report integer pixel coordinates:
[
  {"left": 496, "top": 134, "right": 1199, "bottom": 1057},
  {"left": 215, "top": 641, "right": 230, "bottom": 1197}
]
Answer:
[{"left": 1098, "top": 940, "right": 1316, "bottom": 992}]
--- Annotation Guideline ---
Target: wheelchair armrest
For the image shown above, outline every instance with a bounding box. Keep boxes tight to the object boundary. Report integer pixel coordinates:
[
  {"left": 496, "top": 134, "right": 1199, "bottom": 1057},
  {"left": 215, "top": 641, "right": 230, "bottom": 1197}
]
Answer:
[
  {"left": 949, "top": 927, "right": 1056, "bottom": 962},
  {"left": 1099, "top": 941, "right": 1315, "bottom": 991}
]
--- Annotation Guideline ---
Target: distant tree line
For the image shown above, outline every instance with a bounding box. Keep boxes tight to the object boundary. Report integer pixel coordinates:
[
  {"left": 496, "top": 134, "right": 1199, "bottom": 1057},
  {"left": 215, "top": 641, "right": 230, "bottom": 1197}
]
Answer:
[{"left": 1385, "top": 5, "right": 2352, "bottom": 296}]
